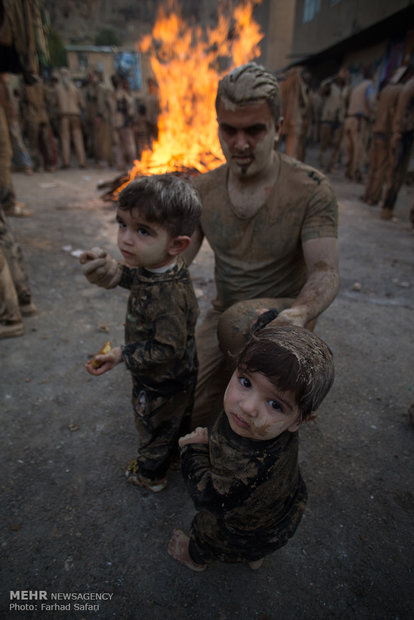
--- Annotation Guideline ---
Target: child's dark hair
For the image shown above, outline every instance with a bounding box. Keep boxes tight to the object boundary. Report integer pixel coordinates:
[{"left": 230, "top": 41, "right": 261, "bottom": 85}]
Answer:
[
  {"left": 237, "top": 325, "right": 334, "bottom": 420},
  {"left": 118, "top": 173, "right": 202, "bottom": 238}
]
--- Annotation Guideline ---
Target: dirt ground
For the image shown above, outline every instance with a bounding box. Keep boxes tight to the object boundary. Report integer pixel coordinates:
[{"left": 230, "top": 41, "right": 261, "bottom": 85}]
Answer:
[{"left": 1, "top": 149, "right": 413, "bottom": 620}]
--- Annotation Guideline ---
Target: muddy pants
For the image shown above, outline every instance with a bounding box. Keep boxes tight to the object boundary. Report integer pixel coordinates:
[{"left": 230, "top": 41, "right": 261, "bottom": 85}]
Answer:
[
  {"left": 9, "top": 118, "right": 33, "bottom": 171},
  {"left": 0, "top": 104, "right": 32, "bottom": 319},
  {"left": 25, "top": 119, "right": 55, "bottom": 170},
  {"left": 320, "top": 122, "right": 343, "bottom": 171},
  {"left": 363, "top": 133, "right": 390, "bottom": 205},
  {"left": 94, "top": 116, "right": 113, "bottom": 166},
  {"left": 133, "top": 385, "right": 195, "bottom": 480},
  {"left": 282, "top": 124, "right": 300, "bottom": 159},
  {"left": 0, "top": 245, "right": 20, "bottom": 322},
  {"left": 0, "top": 206, "right": 32, "bottom": 311},
  {"left": 344, "top": 115, "right": 369, "bottom": 181},
  {"left": 382, "top": 131, "right": 414, "bottom": 210},
  {"left": 113, "top": 127, "right": 137, "bottom": 170},
  {"left": 0, "top": 104, "right": 16, "bottom": 210},
  {"left": 59, "top": 114, "right": 86, "bottom": 167}
]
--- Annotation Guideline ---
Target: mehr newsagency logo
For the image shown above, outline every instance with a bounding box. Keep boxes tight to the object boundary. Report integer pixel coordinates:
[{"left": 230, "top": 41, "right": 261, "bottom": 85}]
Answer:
[{"left": 9, "top": 590, "right": 114, "bottom": 613}]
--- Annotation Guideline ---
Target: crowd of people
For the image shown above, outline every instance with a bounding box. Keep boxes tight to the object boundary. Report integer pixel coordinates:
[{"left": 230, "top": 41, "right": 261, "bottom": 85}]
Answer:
[
  {"left": 278, "top": 62, "right": 414, "bottom": 222},
  {"left": 1, "top": 60, "right": 413, "bottom": 339},
  {"left": 1, "top": 67, "right": 160, "bottom": 177},
  {"left": 1, "top": 59, "right": 413, "bottom": 336},
  {"left": 1, "top": 61, "right": 413, "bottom": 215},
  {"left": 0, "top": 66, "right": 160, "bottom": 339}
]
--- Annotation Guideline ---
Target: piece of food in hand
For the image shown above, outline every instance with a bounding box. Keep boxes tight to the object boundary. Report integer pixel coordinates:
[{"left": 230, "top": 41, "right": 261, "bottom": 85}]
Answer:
[
  {"left": 89, "top": 341, "right": 112, "bottom": 368},
  {"left": 79, "top": 247, "right": 107, "bottom": 264}
]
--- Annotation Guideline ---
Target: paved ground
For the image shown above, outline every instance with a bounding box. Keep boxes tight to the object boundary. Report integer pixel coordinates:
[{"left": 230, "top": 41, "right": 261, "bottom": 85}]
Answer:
[{"left": 1, "top": 151, "right": 413, "bottom": 619}]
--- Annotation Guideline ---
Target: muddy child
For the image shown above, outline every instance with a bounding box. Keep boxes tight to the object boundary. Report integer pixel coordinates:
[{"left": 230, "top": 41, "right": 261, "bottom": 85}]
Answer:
[
  {"left": 168, "top": 324, "right": 334, "bottom": 571},
  {"left": 80, "top": 174, "right": 201, "bottom": 492}
]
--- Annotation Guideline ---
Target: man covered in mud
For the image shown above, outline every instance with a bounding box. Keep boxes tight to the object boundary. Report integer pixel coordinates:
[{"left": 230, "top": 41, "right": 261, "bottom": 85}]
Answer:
[{"left": 186, "top": 62, "right": 339, "bottom": 427}]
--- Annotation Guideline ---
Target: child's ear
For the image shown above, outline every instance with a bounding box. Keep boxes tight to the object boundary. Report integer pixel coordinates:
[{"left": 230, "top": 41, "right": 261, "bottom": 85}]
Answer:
[
  {"left": 289, "top": 412, "right": 317, "bottom": 432},
  {"left": 288, "top": 415, "right": 303, "bottom": 433},
  {"left": 168, "top": 235, "right": 191, "bottom": 256}
]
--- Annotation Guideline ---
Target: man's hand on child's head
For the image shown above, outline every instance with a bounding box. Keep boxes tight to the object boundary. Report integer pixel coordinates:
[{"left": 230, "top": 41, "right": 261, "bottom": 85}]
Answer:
[
  {"left": 273, "top": 307, "right": 308, "bottom": 328},
  {"left": 179, "top": 427, "right": 209, "bottom": 447},
  {"left": 79, "top": 247, "right": 122, "bottom": 289},
  {"left": 85, "top": 346, "right": 123, "bottom": 376}
]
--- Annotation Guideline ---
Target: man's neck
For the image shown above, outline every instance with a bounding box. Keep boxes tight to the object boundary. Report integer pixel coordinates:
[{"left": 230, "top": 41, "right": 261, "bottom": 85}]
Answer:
[{"left": 227, "top": 153, "right": 279, "bottom": 218}]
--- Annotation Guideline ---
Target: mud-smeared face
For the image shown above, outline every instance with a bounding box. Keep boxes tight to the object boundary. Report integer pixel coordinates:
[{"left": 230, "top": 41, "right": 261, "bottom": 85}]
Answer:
[
  {"left": 223, "top": 369, "right": 301, "bottom": 441},
  {"left": 217, "top": 99, "right": 279, "bottom": 179},
  {"left": 116, "top": 207, "right": 175, "bottom": 269}
]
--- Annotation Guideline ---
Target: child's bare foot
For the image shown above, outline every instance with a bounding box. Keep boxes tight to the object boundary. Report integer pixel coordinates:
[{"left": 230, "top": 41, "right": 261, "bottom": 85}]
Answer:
[
  {"left": 168, "top": 528, "right": 207, "bottom": 572},
  {"left": 248, "top": 558, "right": 264, "bottom": 570}
]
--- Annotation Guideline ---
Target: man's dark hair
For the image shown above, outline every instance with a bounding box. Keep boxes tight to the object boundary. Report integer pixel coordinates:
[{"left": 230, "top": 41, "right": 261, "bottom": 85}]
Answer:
[{"left": 118, "top": 174, "right": 202, "bottom": 238}]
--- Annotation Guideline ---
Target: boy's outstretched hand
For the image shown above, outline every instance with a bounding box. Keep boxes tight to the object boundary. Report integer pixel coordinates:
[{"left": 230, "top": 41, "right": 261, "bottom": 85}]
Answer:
[
  {"left": 79, "top": 247, "right": 122, "bottom": 289},
  {"left": 179, "top": 427, "right": 209, "bottom": 447},
  {"left": 85, "top": 346, "right": 123, "bottom": 376}
]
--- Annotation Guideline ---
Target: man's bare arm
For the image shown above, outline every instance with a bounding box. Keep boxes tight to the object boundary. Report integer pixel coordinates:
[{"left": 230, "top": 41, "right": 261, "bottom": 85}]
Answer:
[
  {"left": 182, "top": 225, "right": 205, "bottom": 266},
  {"left": 276, "top": 237, "right": 339, "bottom": 327}
]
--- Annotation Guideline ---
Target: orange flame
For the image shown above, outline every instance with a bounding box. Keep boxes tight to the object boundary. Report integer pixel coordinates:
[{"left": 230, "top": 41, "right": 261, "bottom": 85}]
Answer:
[{"left": 124, "top": 0, "right": 263, "bottom": 187}]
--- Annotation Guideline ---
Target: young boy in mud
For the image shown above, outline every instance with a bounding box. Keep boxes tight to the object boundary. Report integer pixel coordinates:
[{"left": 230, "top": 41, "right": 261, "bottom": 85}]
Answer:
[
  {"left": 80, "top": 174, "right": 201, "bottom": 492},
  {"left": 168, "top": 324, "right": 334, "bottom": 571}
]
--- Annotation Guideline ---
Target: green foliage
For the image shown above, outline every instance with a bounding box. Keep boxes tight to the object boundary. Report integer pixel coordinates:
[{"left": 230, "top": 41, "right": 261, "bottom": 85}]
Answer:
[
  {"left": 48, "top": 28, "right": 67, "bottom": 67},
  {"left": 94, "top": 29, "right": 121, "bottom": 47}
]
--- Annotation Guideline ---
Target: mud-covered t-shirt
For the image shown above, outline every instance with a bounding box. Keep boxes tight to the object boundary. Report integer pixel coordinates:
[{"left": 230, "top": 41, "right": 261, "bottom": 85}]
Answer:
[
  {"left": 181, "top": 412, "right": 307, "bottom": 536},
  {"left": 193, "top": 153, "right": 337, "bottom": 311},
  {"left": 119, "top": 256, "right": 199, "bottom": 395}
]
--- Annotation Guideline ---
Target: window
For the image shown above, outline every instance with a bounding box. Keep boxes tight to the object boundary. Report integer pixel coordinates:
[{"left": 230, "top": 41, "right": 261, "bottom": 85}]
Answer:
[
  {"left": 77, "top": 52, "right": 88, "bottom": 71},
  {"left": 303, "top": 0, "right": 321, "bottom": 23}
]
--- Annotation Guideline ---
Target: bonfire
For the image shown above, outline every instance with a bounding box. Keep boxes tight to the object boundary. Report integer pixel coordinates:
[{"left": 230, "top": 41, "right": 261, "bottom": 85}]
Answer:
[{"left": 99, "top": 0, "right": 263, "bottom": 201}]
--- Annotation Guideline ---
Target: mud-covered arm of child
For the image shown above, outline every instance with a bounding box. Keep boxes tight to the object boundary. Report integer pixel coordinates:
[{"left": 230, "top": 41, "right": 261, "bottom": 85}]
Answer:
[
  {"left": 179, "top": 427, "right": 209, "bottom": 447},
  {"left": 121, "top": 309, "right": 191, "bottom": 373},
  {"left": 79, "top": 247, "right": 123, "bottom": 289},
  {"left": 85, "top": 346, "right": 123, "bottom": 376},
  {"left": 180, "top": 430, "right": 254, "bottom": 517}
]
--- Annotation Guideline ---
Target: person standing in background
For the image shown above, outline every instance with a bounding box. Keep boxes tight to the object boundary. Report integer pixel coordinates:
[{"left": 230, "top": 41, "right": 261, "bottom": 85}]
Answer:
[
  {"left": 380, "top": 66, "right": 414, "bottom": 221},
  {"left": 94, "top": 72, "right": 114, "bottom": 168},
  {"left": 344, "top": 67, "right": 377, "bottom": 182},
  {"left": 279, "top": 67, "right": 311, "bottom": 161},
  {"left": 21, "top": 75, "right": 56, "bottom": 171},
  {"left": 319, "top": 67, "right": 350, "bottom": 173},
  {"left": 0, "top": 88, "right": 36, "bottom": 338},
  {"left": 0, "top": 73, "right": 33, "bottom": 175},
  {"left": 110, "top": 74, "right": 137, "bottom": 171},
  {"left": 361, "top": 68, "right": 405, "bottom": 207},
  {"left": 54, "top": 68, "right": 86, "bottom": 169}
]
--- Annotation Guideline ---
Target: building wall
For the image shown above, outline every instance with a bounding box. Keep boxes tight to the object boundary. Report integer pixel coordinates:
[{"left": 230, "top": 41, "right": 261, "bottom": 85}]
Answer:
[
  {"left": 65, "top": 48, "right": 154, "bottom": 92},
  {"left": 46, "top": 0, "right": 256, "bottom": 47},
  {"left": 291, "top": 0, "right": 411, "bottom": 58},
  {"left": 66, "top": 50, "right": 115, "bottom": 84},
  {"left": 344, "top": 41, "right": 387, "bottom": 87},
  {"left": 265, "top": 0, "right": 297, "bottom": 72}
]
